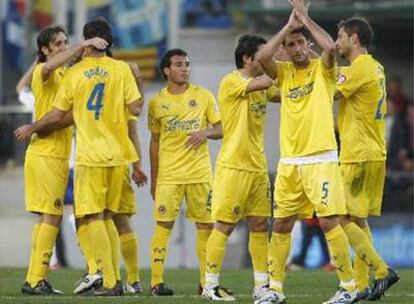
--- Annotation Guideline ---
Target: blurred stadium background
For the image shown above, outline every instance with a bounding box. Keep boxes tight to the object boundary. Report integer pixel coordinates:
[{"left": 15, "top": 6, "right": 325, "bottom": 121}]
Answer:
[{"left": 0, "top": 0, "right": 412, "bottom": 273}]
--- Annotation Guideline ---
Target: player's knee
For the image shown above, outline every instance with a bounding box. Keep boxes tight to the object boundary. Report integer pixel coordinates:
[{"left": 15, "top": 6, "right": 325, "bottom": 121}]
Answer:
[
  {"left": 42, "top": 213, "right": 63, "bottom": 227},
  {"left": 319, "top": 215, "right": 340, "bottom": 233},
  {"left": 247, "top": 216, "right": 269, "bottom": 232},
  {"left": 214, "top": 221, "right": 235, "bottom": 236},
  {"left": 195, "top": 222, "right": 213, "bottom": 230},
  {"left": 114, "top": 215, "right": 132, "bottom": 235},
  {"left": 273, "top": 217, "right": 295, "bottom": 234},
  {"left": 157, "top": 221, "right": 174, "bottom": 230},
  {"left": 350, "top": 216, "right": 367, "bottom": 228}
]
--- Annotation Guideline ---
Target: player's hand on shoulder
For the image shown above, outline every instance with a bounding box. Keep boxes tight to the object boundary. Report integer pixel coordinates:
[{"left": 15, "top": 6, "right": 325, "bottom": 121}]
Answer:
[{"left": 14, "top": 124, "right": 34, "bottom": 141}]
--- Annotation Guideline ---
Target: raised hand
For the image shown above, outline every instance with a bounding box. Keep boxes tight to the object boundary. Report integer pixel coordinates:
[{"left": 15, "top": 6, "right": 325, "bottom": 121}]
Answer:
[
  {"left": 287, "top": 10, "right": 303, "bottom": 31},
  {"left": 288, "top": 0, "right": 310, "bottom": 23},
  {"left": 83, "top": 37, "right": 109, "bottom": 50}
]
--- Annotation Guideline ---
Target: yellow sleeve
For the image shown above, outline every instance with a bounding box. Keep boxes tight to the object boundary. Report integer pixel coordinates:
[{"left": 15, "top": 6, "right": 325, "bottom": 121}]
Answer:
[
  {"left": 222, "top": 73, "right": 251, "bottom": 99},
  {"left": 275, "top": 61, "right": 287, "bottom": 85},
  {"left": 206, "top": 91, "right": 221, "bottom": 124},
  {"left": 123, "top": 63, "right": 141, "bottom": 105},
  {"left": 266, "top": 86, "right": 279, "bottom": 101},
  {"left": 336, "top": 63, "right": 367, "bottom": 98},
  {"left": 54, "top": 74, "right": 73, "bottom": 111},
  {"left": 148, "top": 97, "right": 160, "bottom": 133}
]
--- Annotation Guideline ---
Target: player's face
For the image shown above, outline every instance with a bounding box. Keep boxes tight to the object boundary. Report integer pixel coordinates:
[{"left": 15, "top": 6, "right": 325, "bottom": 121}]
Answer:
[
  {"left": 335, "top": 28, "right": 351, "bottom": 58},
  {"left": 166, "top": 55, "right": 190, "bottom": 85},
  {"left": 45, "top": 31, "right": 68, "bottom": 59},
  {"left": 284, "top": 33, "right": 310, "bottom": 66},
  {"left": 251, "top": 44, "right": 266, "bottom": 76}
]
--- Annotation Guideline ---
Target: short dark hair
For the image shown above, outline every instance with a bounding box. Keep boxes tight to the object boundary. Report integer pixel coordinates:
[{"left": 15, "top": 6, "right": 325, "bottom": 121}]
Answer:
[
  {"left": 338, "top": 17, "right": 373, "bottom": 48},
  {"left": 83, "top": 18, "right": 113, "bottom": 51},
  {"left": 159, "top": 48, "right": 188, "bottom": 80},
  {"left": 283, "top": 27, "right": 311, "bottom": 46},
  {"left": 37, "top": 25, "right": 67, "bottom": 62},
  {"left": 234, "top": 34, "right": 267, "bottom": 69}
]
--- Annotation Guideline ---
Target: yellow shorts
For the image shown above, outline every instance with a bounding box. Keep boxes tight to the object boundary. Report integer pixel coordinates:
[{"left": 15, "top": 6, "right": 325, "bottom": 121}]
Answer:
[
  {"left": 154, "top": 183, "right": 213, "bottom": 223},
  {"left": 340, "top": 161, "right": 385, "bottom": 217},
  {"left": 24, "top": 154, "right": 68, "bottom": 215},
  {"left": 74, "top": 165, "right": 125, "bottom": 217},
  {"left": 274, "top": 162, "right": 347, "bottom": 219},
  {"left": 118, "top": 167, "right": 137, "bottom": 215},
  {"left": 212, "top": 166, "right": 271, "bottom": 224}
]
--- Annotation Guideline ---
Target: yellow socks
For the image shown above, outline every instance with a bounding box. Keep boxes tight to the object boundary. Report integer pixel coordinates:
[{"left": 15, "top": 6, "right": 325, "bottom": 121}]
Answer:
[
  {"left": 343, "top": 222, "right": 388, "bottom": 285},
  {"left": 249, "top": 232, "right": 269, "bottom": 287},
  {"left": 268, "top": 232, "right": 291, "bottom": 293},
  {"left": 26, "top": 223, "right": 40, "bottom": 283},
  {"left": 77, "top": 223, "right": 98, "bottom": 274},
  {"left": 196, "top": 228, "right": 212, "bottom": 287},
  {"left": 31, "top": 223, "right": 59, "bottom": 287},
  {"left": 104, "top": 219, "right": 121, "bottom": 282},
  {"left": 205, "top": 229, "right": 229, "bottom": 288},
  {"left": 88, "top": 219, "right": 116, "bottom": 289},
  {"left": 120, "top": 232, "right": 140, "bottom": 284},
  {"left": 325, "top": 225, "right": 356, "bottom": 291},
  {"left": 150, "top": 224, "right": 172, "bottom": 287}
]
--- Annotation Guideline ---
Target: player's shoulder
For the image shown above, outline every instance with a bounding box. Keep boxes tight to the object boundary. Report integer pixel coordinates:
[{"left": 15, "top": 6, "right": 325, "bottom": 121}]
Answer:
[
  {"left": 189, "top": 83, "right": 213, "bottom": 97},
  {"left": 220, "top": 70, "right": 246, "bottom": 87}
]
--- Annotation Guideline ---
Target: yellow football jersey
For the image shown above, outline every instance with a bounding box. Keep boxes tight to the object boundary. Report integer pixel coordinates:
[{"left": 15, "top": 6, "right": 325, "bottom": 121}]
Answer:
[
  {"left": 148, "top": 84, "right": 221, "bottom": 184},
  {"left": 55, "top": 56, "right": 141, "bottom": 167},
  {"left": 216, "top": 70, "right": 277, "bottom": 172},
  {"left": 337, "top": 54, "right": 386, "bottom": 162},
  {"left": 276, "top": 58, "right": 337, "bottom": 158},
  {"left": 27, "top": 64, "right": 72, "bottom": 159}
]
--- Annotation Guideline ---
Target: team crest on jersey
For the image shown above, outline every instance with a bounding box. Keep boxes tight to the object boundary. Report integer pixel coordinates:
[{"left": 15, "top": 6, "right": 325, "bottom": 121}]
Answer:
[
  {"left": 188, "top": 99, "right": 197, "bottom": 108},
  {"left": 158, "top": 204, "right": 167, "bottom": 215},
  {"left": 233, "top": 206, "right": 240, "bottom": 216},
  {"left": 337, "top": 74, "right": 347, "bottom": 84},
  {"left": 161, "top": 103, "right": 170, "bottom": 111},
  {"left": 54, "top": 199, "right": 62, "bottom": 210}
]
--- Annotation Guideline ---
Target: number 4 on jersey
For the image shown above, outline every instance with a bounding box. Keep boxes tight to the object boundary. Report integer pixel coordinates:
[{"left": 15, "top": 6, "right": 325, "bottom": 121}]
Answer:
[{"left": 87, "top": 83, "right": 105, "bottom": 120}]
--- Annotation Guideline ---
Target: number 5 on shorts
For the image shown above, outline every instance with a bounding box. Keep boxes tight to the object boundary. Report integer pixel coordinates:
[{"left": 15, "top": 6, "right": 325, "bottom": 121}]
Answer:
[
  {"left": 87, "top": 83, "right": 105, "bottom": 120},
  {"left": 321, "top": 181, "right": 329, "bottom": 201}
]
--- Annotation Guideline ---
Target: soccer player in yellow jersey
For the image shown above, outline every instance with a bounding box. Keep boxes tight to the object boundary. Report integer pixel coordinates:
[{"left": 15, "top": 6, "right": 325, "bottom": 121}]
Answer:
[
  {"left": 255, "top": 1, "right": 358, "bottom": 303},
  {"left": 14, "top": 25, "right": 108, "bottom": 295},
  {"left": 15, "top": 19, "right": 141, "bottom": 296},
  {"left": 335, "top": 17, "right": 400, "bottom": 301},
  {"left": 148, "top": 48, "right": 222, "bottom": 296},
  {"left": 202, "top": 34, "right": 278, "bottom": 302}
]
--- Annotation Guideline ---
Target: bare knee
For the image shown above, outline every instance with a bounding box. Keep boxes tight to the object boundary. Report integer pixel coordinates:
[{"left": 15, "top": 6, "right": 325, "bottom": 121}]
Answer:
[
  {"left": 114, "top": 214, "right": 133, "bottom": 235},
  {"left": 273, "top": 216, "right": 296, "bottom": 234},
  {"left": 195, "top": 222, "right": 214, "bottom": 230},
  {"left": 42, "top": 213, "right": 62, "bottom": 227},
  {"left": 247, "top": 216, "right": 269, "bottom": 232},
  {"left": 214, "top": 221, "right": 236, "bottom": 236},
  {"left": 157, "top": 221, "right": 174, "bottom": 230},
  {"left": 319, "top": 215, "right": 340, "bottom": 233},
  {"left": 349, "top": 216, "right": 367, "bottom": 228}
]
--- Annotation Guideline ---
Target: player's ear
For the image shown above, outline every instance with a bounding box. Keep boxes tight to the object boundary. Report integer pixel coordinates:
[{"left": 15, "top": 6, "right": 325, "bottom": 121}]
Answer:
[
  {"left": 350, "top": 33, "right": 358, "bottom": 45},
  {"left": 41, "top": 46, "right": 50, "bottom": 57}
]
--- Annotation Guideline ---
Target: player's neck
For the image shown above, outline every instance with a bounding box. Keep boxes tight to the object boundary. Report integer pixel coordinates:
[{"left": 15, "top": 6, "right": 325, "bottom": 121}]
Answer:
[
  {"left": 239, "top": 68, "right": 254, "bottom": 78},
  {"left": 167, "top": 82, "right": 189, "bottom": 95},
  {"left": 348, "top": 47, "right": 368, "bottom": 63}
]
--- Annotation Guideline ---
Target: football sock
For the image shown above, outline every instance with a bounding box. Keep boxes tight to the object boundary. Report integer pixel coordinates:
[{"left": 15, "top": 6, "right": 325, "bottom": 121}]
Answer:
[
  {"left": 120, "top": 232, "right": 140, "bottom": 284},
  {"left": 343, "top": 222, "right": 388, "bottom": 282},
  {"left": 249, "top": 231, "right": 269, "bottom": 287},
  {"left": 196, "top": 228, "right": 212, "bottom": 287},
  {"left": 88, "top": 219, "right": 116, "bottom": 289},
  {"left": 26, "top": 223, "right": 40, "bottom": 283},
  {"left": 205, "top": 229, "right": 228, "bottom": 288},
  {"left": 31, "top": 222, "right": 59, "bottom": 287},
  {"left": 104, "top": 219, "right": 121, "bottom": 281},
  {"left": 268, "top": 232, "right": 291, "bottom": 293},
  {"left": 77, "top": 223, "right": 98, "bottom": 274},
  {"left": 325, "top": 225, "right": 356, "bottom": 292},
  {"left": 150, "top": 224, "right": 172, "bottom": 287}
]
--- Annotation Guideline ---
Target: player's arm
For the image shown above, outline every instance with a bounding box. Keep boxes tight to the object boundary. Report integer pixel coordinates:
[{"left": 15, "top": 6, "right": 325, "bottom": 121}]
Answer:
[
  {"left": 16, "top": 57, "right": 37, "bottom": 94},
  {"left": 36, "top": 111, "right": 74, "bottom": 137},
  {"left": 186, "top": 122, "right": 223, "bottom": 149},
  {"left": 289, "top": 0, "right": 336, "bottom": 69},
  {"left": 128, "top": 119, "right": 148, "bottom": 187},
  {"left": 149, "top": 132, "right": 160, "bottom": 200},
  {"left": 246, "top": 74, "right": 274, "bottom": 93},
  {"left": 268, "top": 88, "right": 281, "bottom": 103},
  {"left": 41, "top": 37, "right": 108, "bottom": 82},
  {"left": 14, "top": 107, "right": 68, "bottom": 141},
  {"left": 128, "top": 62, "right": 144, "bottom": 104},
  {"left": 256, "top": 11, "right": 302, "bottom": 79}
]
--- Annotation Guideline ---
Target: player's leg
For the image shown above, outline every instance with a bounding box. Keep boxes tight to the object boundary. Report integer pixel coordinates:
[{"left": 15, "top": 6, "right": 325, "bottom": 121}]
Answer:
[
  {"left": 245, "top": 171, "right": 272, "bottom": 300},
  {"left": 150, "top": 183, "right": 183, "bottom": 296},
  {"left": 114, "top": 214, "right": 141, "bottom": 294},
  {"left": 184, "top": 182, "right": 214, "bottom": 293}
]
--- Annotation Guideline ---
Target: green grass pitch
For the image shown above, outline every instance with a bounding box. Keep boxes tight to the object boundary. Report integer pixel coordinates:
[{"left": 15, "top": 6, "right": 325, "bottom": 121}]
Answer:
[{"left": 0, "top": 268, "right": 412, "bottom": 303}]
